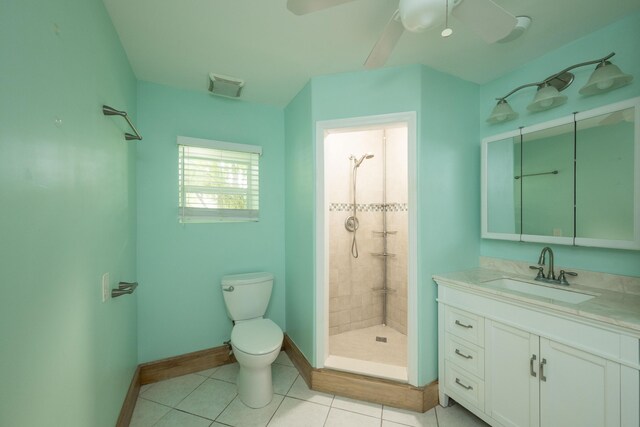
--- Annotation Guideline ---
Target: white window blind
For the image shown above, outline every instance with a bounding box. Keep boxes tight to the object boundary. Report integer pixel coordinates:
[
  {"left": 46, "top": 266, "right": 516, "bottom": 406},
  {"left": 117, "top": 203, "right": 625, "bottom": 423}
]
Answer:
[{"left": 177, "top": 136, "right": 261, "bottom": 223}]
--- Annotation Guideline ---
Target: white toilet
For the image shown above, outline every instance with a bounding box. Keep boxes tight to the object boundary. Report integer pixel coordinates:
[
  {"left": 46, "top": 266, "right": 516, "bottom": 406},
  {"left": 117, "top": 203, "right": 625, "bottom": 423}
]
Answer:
[{"left": 221, "top": 272, "right": 283, "bottom": 408}]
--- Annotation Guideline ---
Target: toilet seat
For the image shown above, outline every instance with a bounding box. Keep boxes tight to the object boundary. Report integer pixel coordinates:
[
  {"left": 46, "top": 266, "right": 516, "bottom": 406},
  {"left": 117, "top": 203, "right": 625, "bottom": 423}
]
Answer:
[{"left": 231, "top": 318, "right": 283, "bottom": 355}]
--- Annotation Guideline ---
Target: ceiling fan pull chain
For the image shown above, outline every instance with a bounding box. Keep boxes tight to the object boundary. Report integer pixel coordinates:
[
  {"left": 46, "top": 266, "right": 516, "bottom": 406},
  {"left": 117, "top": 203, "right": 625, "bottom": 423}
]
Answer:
[{"left": 442, "top": 0, "right": 453, "bottom": 37}]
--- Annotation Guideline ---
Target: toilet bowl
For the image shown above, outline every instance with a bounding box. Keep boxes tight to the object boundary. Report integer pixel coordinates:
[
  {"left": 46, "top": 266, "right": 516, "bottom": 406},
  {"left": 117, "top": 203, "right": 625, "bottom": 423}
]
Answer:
[
  {"left": 221, "top": 272, "right": 283, "bottom": 408},
  {"left": 231, "top": 318, "right": 283, "bottom": 408}
]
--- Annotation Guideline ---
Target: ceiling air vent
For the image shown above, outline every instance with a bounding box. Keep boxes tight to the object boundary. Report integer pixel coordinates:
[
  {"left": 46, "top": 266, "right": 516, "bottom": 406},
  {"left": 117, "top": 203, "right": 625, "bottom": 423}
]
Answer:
[{"left": 208, "top": 73, "right": 244, "bottom": 98}]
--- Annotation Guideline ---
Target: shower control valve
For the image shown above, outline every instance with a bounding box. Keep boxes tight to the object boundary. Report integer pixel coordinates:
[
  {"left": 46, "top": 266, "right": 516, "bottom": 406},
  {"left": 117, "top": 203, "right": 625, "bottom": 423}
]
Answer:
[{"left": 345, "top": 216, "right": 359, "bottom": 232}]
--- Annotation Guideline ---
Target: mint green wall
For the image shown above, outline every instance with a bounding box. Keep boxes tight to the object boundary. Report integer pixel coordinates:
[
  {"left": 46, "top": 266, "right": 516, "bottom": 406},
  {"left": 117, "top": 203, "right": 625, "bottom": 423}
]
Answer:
[
  {"left": 0, "top": 0, "right": 137, "bottom": 425},
  {"left": 418, "top": 67, "right": 481, "bottom": 383},
  {"left": 283, "top": 65, "right": 480, "bottom": 384},
  {"left": 284, "top": 83, "right": 316, "bottom": 363},
  {"left": 480, "top": 12, "right": 640, "bottom": 277},
  {"left": 136, "top": 82, "right": 286, "bottom": 363}
]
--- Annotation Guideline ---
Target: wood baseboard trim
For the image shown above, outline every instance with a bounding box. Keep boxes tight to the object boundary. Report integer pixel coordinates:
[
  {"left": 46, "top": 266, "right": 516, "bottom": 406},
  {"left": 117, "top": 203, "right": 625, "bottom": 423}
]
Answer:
[
  {"left": 283, "top": 334, "right": 313, "bottom": 386},
  {"left": 284, "top": 335, "right": 439, "bottom": 413},
  {"left": 116, "top": 366, "right": 140, "bottom": 427},
  {"left": 139, "top": 345, "right": 236, "bottom": 385},
  {"left": 117, "top": 344, "right": 235, "bottom": 425}
]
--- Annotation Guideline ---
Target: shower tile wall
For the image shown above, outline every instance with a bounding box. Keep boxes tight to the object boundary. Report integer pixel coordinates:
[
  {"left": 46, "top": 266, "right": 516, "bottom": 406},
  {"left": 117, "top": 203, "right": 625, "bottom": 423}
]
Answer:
[
  {"left": 326, "top": 126, "right": 408, "bottom": 337},
  {"left": 384, "top": 126, "right": 408, "bottom": 335}
]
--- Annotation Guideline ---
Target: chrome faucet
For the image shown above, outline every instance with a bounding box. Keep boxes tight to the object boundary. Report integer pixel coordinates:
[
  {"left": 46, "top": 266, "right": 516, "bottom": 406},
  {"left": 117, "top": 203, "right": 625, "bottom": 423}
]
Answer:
[
  {"left": 538, "top": 246, "right": 555, "bottom": 280},
  {"left": 529, "top": 246, "right": 578, "bottom": 285}
]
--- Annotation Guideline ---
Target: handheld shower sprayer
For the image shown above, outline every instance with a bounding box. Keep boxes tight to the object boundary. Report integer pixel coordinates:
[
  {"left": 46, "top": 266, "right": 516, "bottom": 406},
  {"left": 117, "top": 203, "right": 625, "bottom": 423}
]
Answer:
[
  {"left": 353, "top": 152, "right": 375, "bottom": 168},
  {"left": 346, "top": 152, "right": 375, "bottom": 258}
]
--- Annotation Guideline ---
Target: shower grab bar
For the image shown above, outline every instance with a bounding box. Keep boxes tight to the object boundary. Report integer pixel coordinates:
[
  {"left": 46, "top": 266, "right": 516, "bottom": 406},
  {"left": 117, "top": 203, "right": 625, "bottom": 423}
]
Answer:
[
  {"left": 111, "top": 281, "right": 138, "bottom": 298},
  {"left": 103, "top": 105, "right": 143, "bottom": 141}
]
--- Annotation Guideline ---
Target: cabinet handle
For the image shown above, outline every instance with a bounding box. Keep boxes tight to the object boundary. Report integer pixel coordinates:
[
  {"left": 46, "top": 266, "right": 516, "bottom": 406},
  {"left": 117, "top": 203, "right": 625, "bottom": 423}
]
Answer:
[
  {"left": 455, "top": 378, "right": 473, "bottom": 390},
  {"left": 540, "top": 358, "right": 547, "bottom": 382},
  {"left": 530, "top": 354, "right": 537, "bottom": 377},
  {"left": 455, "top": 320, "right": 473, "bottom": 329},
  {"left": 455, "top": 349, "right": 473, "bottom": 359}
]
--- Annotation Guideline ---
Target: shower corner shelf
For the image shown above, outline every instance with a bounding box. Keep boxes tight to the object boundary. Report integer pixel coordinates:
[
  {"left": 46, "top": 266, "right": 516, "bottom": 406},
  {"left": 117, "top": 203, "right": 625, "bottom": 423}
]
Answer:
[
  {"left": 372, "top": 230, "right": 397, "bottom": 236},
  {"left": 370, "top": 252, "right": 396, "bottom": 257},
  {"left": 372, "top": 288, "right": 396, "bottom": 294}
]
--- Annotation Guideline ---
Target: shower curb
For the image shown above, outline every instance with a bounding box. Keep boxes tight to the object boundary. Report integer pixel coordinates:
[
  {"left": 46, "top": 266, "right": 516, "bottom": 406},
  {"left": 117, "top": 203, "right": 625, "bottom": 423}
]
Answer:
[{"left": 283, "top": 335, "right": 439, "bottom": 413}]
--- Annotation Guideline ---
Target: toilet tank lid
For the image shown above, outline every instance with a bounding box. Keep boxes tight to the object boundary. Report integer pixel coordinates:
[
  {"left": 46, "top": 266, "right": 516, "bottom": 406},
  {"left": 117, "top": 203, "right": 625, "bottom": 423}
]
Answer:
[{"left": 221, "top": 272, "right": 274, "bottom": 286}]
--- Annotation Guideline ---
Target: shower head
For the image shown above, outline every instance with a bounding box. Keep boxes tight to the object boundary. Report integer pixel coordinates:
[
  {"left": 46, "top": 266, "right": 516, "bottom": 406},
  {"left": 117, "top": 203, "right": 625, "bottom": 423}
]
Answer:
[{"left": 352, "top": 152, "right": 375, "bottom": 168}]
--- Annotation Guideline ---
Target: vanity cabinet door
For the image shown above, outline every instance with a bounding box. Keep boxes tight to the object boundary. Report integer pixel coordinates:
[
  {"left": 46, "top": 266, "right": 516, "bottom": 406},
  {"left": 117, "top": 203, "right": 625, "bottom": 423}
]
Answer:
[
  {"left": 482, "top": 131, "right": 522, "bottom": 240},
  {"left": 575, "top": 104, "right": 639, "bottom": 249},
  {"left": 485, "top": 320, "right": 540, "bottom": 427},
  {"left": 539, "top": 338, "right": 621, "bottom": 427}
]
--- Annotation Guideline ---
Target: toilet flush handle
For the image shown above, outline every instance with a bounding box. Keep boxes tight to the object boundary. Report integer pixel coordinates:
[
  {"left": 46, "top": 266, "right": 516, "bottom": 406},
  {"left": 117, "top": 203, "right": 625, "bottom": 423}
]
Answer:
[{"left": 223, "top": 286, "right": 235, "bottom": 292}]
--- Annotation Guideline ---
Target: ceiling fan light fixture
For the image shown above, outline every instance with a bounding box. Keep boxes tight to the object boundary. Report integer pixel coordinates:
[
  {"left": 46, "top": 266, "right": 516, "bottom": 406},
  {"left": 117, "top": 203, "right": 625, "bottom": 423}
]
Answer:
[
  {"left": 497, "top": 16, "right": 532, "bottom": 43},
  {"left": 579, "top": 61, "right": 634, "bottom": 96},
  {"left": 399, "top": 0, "right": 441, "bottom": 33}
]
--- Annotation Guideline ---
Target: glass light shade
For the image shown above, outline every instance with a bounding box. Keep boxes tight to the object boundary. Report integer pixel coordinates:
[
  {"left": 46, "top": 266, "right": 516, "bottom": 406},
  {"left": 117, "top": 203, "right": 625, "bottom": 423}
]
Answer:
[
  {"left": 487, "top": 100, "right": 518, "bottom": 124},
  {"left": 579, "top": 61, "right": 634, "bottom": 96},
  {"left": 527, "top": 85, "right": 567, "bottom": 112}
]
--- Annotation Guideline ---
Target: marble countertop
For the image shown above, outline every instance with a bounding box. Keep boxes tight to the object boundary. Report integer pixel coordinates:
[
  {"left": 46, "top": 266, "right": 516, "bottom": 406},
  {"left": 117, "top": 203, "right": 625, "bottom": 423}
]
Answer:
[{"left": 433, "top": 268, "right": 640, "bottom": 336}]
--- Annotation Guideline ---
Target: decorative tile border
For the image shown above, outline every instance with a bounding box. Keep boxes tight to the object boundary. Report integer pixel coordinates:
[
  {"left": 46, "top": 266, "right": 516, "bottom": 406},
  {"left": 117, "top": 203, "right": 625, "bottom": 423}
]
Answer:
[{"left": 329, "top": 202, "right": 408, "bottom": 212}]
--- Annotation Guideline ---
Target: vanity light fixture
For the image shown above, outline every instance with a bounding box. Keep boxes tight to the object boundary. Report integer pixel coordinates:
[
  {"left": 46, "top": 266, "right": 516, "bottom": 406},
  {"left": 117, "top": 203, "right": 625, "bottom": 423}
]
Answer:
[
  {"left": 487, "top": 99, "right": 518, "bottom": 124},
  {"left": 527, "top": 83, "right": 567, "bottom": 112},
  {"left": 580, "top": 61, "right": 634, "bottom": 95},
  {"left": 487, "top": 52, "right": 634, "bottom": 124}
]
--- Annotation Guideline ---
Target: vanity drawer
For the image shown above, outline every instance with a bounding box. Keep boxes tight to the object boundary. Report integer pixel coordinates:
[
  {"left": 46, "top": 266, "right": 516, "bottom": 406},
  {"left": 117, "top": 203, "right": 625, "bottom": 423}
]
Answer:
[
  {"left": 445, "top": 333, "right": 485, "bottom": 379},
  {"left": 445, "top": 306, "right": 485, "bottom": 346},
  {"left": 445, "top": 361, "right": 485, "bottom": 412}
]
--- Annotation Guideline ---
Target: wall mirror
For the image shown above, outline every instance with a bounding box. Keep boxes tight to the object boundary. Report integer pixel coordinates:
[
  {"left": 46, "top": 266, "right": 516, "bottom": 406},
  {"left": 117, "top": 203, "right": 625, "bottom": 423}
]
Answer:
[{"left": 482, "top": 97, "right": 640, "bottom": 250}]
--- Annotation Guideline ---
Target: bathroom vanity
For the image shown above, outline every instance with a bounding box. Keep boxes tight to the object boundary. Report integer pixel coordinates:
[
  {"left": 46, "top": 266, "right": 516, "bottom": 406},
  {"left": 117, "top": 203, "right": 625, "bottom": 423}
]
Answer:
[{"left": 434, "top": 263, "right": 640, "bottom": 427}]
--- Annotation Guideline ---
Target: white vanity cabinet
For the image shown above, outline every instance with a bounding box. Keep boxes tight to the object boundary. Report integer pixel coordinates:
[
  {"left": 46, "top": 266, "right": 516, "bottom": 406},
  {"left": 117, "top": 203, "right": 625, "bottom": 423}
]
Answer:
[
  {"left": 437, "top": 282, "right": 640, "bottom": 427},
  {"left": 484, "top": 320, "right": 620, "bottom": 427}
]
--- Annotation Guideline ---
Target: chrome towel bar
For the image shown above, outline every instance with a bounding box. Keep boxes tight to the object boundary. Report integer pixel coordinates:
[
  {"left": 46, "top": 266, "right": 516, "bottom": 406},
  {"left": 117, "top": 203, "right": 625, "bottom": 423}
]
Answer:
[
  {"left": 112, "top": 281, "right": 138, "bottom": 298},
  {"left": 102, "top": 105, "right": 142, "bottom": 141}
]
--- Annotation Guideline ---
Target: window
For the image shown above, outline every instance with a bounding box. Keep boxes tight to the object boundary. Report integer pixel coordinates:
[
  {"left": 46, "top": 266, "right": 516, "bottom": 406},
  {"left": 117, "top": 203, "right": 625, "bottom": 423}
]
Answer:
[{"left": 177, "top": 136, "right": 261, "bottom": 222}]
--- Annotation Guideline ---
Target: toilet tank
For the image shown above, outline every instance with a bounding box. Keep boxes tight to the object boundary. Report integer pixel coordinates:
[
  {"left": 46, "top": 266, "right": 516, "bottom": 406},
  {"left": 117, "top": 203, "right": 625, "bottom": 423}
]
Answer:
[{"left": 221, "top": 272, "right": 274, "bottom": 321}]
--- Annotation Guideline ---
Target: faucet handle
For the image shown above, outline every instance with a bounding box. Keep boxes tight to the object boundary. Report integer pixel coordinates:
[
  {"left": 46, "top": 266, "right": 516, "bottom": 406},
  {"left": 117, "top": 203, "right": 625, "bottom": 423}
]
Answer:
[
  {"left": 558, "top": 270, "right": 577, "bottom": 285},
  {"left": 529, "top": 265, "right": 545, "bottom": 279}
]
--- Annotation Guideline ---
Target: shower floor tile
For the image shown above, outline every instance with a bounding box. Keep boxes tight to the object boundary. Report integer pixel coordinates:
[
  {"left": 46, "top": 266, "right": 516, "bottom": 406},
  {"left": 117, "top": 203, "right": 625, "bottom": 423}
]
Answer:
[{"left": 329, "top": 324, "right": 407, "bottom": 367}]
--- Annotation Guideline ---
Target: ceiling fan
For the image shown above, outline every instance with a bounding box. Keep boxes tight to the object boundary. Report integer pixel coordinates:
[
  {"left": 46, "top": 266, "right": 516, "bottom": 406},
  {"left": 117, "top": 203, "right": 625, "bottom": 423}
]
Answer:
[{"left": 287, "top": 0, "right": 531, "bottom": 68}]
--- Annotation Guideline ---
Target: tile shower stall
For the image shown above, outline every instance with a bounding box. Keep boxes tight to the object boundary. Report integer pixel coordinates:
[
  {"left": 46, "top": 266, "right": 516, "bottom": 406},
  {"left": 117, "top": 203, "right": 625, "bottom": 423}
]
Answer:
[{"left": 325, "top": 124, "right": 408, "bottom": 380}]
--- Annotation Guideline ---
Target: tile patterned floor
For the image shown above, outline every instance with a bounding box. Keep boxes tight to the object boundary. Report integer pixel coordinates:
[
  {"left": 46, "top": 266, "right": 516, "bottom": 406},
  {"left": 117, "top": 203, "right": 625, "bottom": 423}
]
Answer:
[{"left": 130, "top": 351, "right": 488, "bottom": 427}]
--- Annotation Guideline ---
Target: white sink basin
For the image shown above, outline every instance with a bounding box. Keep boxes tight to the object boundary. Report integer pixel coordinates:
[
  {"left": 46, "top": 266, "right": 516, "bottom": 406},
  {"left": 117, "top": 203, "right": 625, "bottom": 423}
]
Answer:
[{"left": 483, "top": 278, "right": 595, "bottom": 304}]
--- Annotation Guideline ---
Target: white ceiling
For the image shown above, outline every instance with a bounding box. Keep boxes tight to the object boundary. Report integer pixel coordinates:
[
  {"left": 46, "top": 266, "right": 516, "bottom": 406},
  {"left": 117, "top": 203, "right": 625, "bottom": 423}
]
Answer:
[{"left": 103, "top": 0, "right": 640, "bottom": 107}]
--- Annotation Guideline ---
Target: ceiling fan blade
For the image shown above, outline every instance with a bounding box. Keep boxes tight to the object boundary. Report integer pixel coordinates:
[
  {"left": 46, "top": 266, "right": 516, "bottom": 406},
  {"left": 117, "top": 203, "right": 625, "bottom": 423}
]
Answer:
[
  {"left": 286, "top": 0, "right": 357, "bottom": 15},
  {"left": 452, "top": 0, "right": 517, "bottom": 44},
  {"left": 364, "top": 10, "right": 404, "bottom": 69}
]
